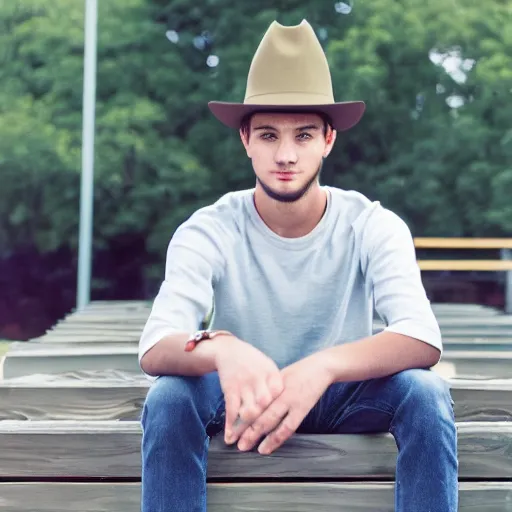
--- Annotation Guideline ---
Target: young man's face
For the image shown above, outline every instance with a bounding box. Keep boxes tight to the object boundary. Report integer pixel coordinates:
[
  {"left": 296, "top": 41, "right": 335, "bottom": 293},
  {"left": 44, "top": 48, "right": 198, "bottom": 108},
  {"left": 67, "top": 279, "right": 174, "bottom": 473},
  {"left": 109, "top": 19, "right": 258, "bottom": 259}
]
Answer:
[{"left": 240, "top": 112, "right": 337, "bottom": 203}]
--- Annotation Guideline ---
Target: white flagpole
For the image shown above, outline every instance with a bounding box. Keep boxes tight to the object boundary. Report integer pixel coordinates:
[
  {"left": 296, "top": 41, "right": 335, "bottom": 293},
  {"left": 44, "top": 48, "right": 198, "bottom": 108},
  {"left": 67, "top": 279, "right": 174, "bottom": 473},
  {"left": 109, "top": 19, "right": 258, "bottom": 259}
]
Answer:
[{"left": 77, "top": 0, "right": 98, "bottom": 310}]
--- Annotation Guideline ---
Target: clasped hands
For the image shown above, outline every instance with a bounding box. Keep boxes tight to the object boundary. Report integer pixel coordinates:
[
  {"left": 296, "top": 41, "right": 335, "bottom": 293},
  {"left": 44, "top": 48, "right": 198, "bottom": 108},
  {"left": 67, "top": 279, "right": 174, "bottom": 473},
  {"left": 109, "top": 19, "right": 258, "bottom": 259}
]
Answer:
[{"left": 214, "top": 337, "right": 334, "bottom": 456}]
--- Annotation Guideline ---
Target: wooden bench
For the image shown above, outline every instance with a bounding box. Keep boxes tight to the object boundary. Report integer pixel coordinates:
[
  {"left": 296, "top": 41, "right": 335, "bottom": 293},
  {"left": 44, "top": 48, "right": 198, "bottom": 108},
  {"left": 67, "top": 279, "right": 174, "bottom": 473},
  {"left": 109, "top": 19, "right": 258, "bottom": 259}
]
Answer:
[
  {"left": 1, "top": 300, "right": 512, "bottom": 511},
  {"left": 1, "top": 342, "right": 140, "bottom": 379},
  {"left": 1, "top": 420, "right": 511, "bottom": 511},
  {"left": 414, "top": 237, "right": 512, "bottom": 313},
  {"left": 1, "top": 373, "right": 512, "bottom": 422},
  {"left": 3, "top": 297, "right": 512, "bottom": 379},
  {"left": 3, "top": 342, "right": 512, "bottom": 379}
]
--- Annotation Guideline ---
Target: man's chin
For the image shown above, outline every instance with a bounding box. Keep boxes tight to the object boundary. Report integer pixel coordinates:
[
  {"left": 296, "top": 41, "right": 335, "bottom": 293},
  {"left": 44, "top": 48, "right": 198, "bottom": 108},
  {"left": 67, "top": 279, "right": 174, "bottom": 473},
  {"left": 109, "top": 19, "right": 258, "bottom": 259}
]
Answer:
[
  {"left": 256, "top": 178, "right": 309, "bottom": 203},
  {"left": 257, "top": 169, "right": 322, "bottom": 203}
]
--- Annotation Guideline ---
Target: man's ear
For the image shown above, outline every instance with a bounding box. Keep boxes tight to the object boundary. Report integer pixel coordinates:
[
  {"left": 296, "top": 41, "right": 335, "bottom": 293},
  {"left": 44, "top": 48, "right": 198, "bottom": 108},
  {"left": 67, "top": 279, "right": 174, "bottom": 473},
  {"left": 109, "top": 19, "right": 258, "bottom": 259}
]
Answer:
[
  {"left": 324, "top": 128, "right": 337, "bottom": 158},
  {"left": 240, "top": 129, "right": 251, "bottom": 157}
]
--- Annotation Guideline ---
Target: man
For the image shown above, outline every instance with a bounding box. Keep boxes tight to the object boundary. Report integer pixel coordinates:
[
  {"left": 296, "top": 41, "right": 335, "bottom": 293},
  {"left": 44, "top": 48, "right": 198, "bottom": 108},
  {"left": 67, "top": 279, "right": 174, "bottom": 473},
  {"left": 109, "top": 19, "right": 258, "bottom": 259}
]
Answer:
[{"left": 139, "top": 19, "right": 458, "bottom": 512}]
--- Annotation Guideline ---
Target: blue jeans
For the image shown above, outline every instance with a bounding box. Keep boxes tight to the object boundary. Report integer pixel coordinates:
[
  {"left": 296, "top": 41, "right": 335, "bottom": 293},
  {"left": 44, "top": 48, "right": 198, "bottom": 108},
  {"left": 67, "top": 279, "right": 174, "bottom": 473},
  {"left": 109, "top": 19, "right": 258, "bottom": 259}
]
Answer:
[{"left": 141, "top": 368, "right": 458, "bottom": 511}]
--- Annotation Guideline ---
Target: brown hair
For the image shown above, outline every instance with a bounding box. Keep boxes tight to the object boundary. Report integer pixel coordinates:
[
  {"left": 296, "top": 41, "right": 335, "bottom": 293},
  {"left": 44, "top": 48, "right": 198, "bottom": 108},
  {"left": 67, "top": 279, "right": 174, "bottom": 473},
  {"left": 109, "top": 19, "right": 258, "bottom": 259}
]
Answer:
[{"left": 240, "top": 110, "right": 333, "bottom": 140}]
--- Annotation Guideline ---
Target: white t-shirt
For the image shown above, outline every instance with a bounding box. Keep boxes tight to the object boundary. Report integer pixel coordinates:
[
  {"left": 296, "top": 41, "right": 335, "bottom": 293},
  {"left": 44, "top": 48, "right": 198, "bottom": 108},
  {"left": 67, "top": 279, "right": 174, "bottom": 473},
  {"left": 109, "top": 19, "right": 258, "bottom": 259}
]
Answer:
[{"left": 139, "top": 186, "right": 442, "bottom": 370}]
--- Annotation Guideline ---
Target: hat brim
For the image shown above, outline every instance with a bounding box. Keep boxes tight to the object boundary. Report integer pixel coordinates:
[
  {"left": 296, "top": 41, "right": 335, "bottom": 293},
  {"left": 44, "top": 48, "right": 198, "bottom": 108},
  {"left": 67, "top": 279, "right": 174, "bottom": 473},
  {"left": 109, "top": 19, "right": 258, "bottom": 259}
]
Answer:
[{"left": 208, "top": 101, "right": 365, "bottom": 132}]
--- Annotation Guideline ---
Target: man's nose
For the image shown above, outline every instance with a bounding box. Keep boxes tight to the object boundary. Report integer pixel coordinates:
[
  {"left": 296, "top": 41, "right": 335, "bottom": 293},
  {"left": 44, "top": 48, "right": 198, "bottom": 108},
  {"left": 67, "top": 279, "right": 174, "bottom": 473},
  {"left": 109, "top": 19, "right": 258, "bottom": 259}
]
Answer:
[{"left": 274, "top": 138, "right": 298, "bottom": 166}]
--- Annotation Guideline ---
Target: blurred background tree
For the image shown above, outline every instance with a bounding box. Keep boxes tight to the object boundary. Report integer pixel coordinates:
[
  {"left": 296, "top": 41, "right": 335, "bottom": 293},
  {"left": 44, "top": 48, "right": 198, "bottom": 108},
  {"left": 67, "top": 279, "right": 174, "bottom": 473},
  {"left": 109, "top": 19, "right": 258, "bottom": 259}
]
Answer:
[{"left": 0, "top": 0, "right": 511, "bottom": 338}]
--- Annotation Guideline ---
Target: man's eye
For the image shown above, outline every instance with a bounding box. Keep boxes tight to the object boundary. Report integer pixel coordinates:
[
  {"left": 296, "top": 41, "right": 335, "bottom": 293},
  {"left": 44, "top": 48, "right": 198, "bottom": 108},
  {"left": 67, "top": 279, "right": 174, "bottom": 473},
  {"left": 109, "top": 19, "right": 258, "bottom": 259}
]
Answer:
[
  {"left": 261, "top": 133, "right": 276, "bottom": 140},
  {"left": 298, "top": 133, "right": 312, "bottom": 140}
]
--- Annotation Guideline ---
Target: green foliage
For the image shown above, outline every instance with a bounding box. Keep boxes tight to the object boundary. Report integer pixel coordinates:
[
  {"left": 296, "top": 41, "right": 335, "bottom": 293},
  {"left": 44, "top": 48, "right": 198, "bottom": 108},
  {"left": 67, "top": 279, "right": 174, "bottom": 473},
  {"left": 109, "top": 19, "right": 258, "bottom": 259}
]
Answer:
[{"left": 1, "top": 0, "right": 511, "bottom": 290}]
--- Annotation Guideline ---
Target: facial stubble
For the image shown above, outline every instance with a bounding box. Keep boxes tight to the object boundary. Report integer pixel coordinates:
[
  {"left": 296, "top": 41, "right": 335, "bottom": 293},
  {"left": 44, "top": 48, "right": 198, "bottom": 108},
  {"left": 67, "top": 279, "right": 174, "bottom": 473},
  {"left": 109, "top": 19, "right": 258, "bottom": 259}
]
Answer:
[{"left": 256, "top": 159, "right": 324, "bottom": 203}]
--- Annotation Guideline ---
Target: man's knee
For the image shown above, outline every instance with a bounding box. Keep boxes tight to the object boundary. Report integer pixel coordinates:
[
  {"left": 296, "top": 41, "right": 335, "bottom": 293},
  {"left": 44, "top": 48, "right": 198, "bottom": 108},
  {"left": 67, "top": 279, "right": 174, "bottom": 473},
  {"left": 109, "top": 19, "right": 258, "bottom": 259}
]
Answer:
[
  {"left": 142, "top": 375, "right": 201, "bottom": 427},
  {"left": 393, "top": 368, "right": 455, "bottom": 426},
  {"left": 141, "top": 373, "right": 221, "bottom": 432}
]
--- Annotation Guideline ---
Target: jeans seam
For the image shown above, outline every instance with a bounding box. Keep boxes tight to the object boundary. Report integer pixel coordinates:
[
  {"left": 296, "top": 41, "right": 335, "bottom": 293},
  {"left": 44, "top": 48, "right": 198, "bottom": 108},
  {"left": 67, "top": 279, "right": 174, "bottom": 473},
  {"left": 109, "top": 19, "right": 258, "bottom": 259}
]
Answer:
[
  {"left": 332, "top": 400, "right": 394, "bottom": 432},
  {"left": 204, "top": 395, "right": 225, "bottom": 437},
  {"left": 342, "top": 400, "right": 395, "bottom": 420},
  {"left": 199, "top": 431, "right": 210, "bottom": 507}
]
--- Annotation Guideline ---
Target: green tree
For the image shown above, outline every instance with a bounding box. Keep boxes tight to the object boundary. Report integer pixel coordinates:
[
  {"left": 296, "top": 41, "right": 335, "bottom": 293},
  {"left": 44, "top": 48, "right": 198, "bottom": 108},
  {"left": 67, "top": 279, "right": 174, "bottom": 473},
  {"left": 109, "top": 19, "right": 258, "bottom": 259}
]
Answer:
[{"left": 1, "top": 0, "right": 511, "bottom": 293}]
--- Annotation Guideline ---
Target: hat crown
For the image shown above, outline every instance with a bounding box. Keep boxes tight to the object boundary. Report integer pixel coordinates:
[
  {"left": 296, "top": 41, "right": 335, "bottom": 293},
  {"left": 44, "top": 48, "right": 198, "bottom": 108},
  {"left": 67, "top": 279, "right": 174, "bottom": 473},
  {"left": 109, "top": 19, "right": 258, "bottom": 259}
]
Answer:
[{"left": 244, "top": 20, "right": 335, "bottom": 106}]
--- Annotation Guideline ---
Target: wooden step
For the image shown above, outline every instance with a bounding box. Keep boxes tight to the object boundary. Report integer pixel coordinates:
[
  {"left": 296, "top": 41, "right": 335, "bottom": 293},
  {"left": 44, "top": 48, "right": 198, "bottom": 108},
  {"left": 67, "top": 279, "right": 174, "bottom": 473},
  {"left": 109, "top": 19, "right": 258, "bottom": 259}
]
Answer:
[
  {"left": 1, "top": 375, "right": 511, "bottom": 422},
  {"left": 439, "top": 351, "right": 512, "bottom": 378},
  {"left": 33, "top": 333, "right": 141, "bottom": 343},
  {"left": 1, "top": 482, "right": 511, "bottom": 512},
  {"left": 38, "top": 328, "right": 512, "bottom": 342},
  {"left": 3, "top": 342, "right": 512, "bottom": 379},
  {"left": 0, "top": 377, "right": 148, "bottom": 421},
  {"left": 429, "top": 303, "right": 502, "bottom": 316},
  {"left": 1, "top": 343, "right": 140, "bottom": 379},
  {"left": 374, "top": 326, "right": 512, "bottom": 338},
  {"left": 439, "top": 329, "right": 512, "bottom": 338},
  {"left": 1, "top": 420, "right": 510, "bottom": 480}
]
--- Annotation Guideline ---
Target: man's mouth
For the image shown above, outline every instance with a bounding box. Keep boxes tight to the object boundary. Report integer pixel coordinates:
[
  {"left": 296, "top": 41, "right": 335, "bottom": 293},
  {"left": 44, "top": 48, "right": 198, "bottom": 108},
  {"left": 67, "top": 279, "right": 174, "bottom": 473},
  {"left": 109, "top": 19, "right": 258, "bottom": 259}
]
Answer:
[{"left": 272, "top": 171, "right": 296, "bottom": 181}]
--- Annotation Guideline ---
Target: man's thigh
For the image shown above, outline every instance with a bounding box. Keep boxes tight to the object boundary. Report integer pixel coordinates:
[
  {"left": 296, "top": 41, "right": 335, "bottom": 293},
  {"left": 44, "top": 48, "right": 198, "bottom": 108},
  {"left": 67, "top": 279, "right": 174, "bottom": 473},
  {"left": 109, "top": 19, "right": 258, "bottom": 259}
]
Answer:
[{"left": 298, "top": 368, "right": 449, "bottom": 435}]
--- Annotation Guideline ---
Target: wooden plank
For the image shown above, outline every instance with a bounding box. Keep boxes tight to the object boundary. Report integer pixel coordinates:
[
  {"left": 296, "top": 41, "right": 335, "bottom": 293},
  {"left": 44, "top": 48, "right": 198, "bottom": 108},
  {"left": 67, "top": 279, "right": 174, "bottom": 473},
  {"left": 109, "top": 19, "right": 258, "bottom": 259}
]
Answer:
[
  {"left": 54, "top": 316, "right": 149, "bottom": 325},
  {"left": 450, "top": 380, "right": 512, "bottom": 421},
  {"left": 2, "top": 342, "right": 139, "bottom": 358},
  {"left": 34, "top": 334, "right": 141, "bottom": 343},
  {"left": 418, "top": 260, "right": 512, "bottom": 271},
  {"left": 1, "top": 377, "right": 511, "bottom": 422},
  {"left": 1, "top": 343, "right": 140, "bottom": 379},
  {"left": 414, "top": 237, "right": 512, "bottom": 249},
  {"left": 430, "top": 304, "right": 501, "bottom": 316},
  {"left": 0, "top": 421, "right": 510, "bottom": 479},
  {"left": 70, "top": 301, "right": 150, "bottom": 311},
  {"left": 48, "top": 324, "right": 144, "bottom": 333},
  {"left": 3, "top": 344, "right": 511, "bottom": 381},
  {"left": 1, "top": 482, "right": 511, "bottom": 512},
  {"left": 36, "top": 335, "right": 512, "bottom": 348},
  {"left": 440, "top": 329, "right": 512, "bottom": 338},
  {"left": 81, "top": 299, "right": 501, "bottom": 315},
  {"left": 80, "top": 300, "right": 501, "bottom": 313},
  {"left": 0, "top": 370, "right": 148, "bottom": 421},
  {"left": 442, "top": 337, "right": 512, "bottom": 345},
  {"left": 440, "top": 351, "right": 512, "bottom": 378},
  {"left": 383, "top": 316, "right": 512, "bottom": 328},
  {"left": 442, "top": 341, "right": 512, "bottom": 353},
  {"left": 438, "top": 316, "right": 512, "bottom": 327},
  {"left": 0, "top": 382, "right": 147, "bottom": 421}
]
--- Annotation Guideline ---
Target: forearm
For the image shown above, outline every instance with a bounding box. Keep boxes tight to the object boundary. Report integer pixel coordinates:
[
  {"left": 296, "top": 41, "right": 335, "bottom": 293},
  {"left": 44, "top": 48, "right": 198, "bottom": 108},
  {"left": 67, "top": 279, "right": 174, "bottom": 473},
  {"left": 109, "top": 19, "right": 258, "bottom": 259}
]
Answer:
[
  {"left": 318, "top": 331, "right": 441, "bottom": 384},
  {"left": 140, "top": 333, "right": 228, "bottom": 377}
]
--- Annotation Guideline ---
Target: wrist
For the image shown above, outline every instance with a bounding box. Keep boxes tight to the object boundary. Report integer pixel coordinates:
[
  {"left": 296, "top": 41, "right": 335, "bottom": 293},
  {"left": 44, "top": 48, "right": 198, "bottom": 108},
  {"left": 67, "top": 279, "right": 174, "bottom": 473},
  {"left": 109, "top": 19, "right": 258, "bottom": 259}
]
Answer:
[
  {"left": 311, "top": 349, "right": 338, "bottom": 386},
  {"left": 184, "top": 329, "right": 233, "bottom": 352},
  {"left": 213, "top": 335, "right": 240, "bottom": 369},
  {"left": 193, "top": 332, "right": 238, "bottom": 369}
]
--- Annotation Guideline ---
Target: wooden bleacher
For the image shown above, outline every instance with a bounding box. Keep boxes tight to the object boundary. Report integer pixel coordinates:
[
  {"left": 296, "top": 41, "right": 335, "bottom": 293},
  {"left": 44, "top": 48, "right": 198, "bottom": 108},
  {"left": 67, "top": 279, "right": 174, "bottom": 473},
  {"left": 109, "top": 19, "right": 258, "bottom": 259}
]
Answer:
[
  {"left": 415, "top": 237, "right": 512, "bottom": 314},
  {"left": 1, "top": 294, "right": 511, "bottom": 510},
  {"left": 0, "top": 420, "right": 511, "bottom": 510}
]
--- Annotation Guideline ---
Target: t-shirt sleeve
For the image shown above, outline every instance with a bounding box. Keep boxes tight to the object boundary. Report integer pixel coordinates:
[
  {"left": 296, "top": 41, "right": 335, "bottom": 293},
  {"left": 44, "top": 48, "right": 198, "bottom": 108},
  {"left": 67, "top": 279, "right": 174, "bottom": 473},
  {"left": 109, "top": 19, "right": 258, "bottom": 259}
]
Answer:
[
  {"left": 361, "top": 206, "right": 443, "bottom": 353},
  {"left": 138, "top": 213, "right": 226, "bottom": 364}
]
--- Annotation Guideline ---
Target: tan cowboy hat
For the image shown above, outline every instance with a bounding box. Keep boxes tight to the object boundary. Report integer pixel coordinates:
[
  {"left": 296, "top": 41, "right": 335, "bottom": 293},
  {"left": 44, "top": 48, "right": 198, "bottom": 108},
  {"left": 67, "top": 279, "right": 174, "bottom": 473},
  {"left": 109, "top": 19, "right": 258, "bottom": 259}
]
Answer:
[{"left": 208, "top": 19, "right": 365, "bottom": 131}]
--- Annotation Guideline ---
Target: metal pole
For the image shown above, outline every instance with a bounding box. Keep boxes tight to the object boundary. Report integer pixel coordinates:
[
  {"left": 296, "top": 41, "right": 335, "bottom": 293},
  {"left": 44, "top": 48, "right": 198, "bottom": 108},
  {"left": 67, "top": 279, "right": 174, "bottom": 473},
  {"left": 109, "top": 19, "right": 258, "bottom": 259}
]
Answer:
[
  {"left": 502, "top": 249, "right": 512, "bottom": 315},
  {"left": 77, "top": 0, "right": 98, "bottom": 310}
]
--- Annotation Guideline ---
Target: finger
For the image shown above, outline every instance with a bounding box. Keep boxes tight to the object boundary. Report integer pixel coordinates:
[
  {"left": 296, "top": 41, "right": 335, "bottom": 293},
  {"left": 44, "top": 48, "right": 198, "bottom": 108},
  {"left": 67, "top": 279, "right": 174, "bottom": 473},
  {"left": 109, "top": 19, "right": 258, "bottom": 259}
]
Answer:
[
  {"left": 238, "top": 399, "right": 288, "bottom": 452},
  {"left": 229, "top": 386, "right": 258, "bottom": 442},
  {"left": 254, "top": 381, "right": 273, "bottom": 411},
  {"left": 258, "top": 411, "right": 302, "bottom": 455},
  {"left": 234, "top": 424, "right": 262, "bottom": 452},
  {"left": 238, "top": 385, "right": 262, "bottom": 425},
  {"left": 267, "top": 373, "right": 285, "bottom": 399},
  {"left": 224, "top": 391, "right": 241, "bottom": 444}
]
